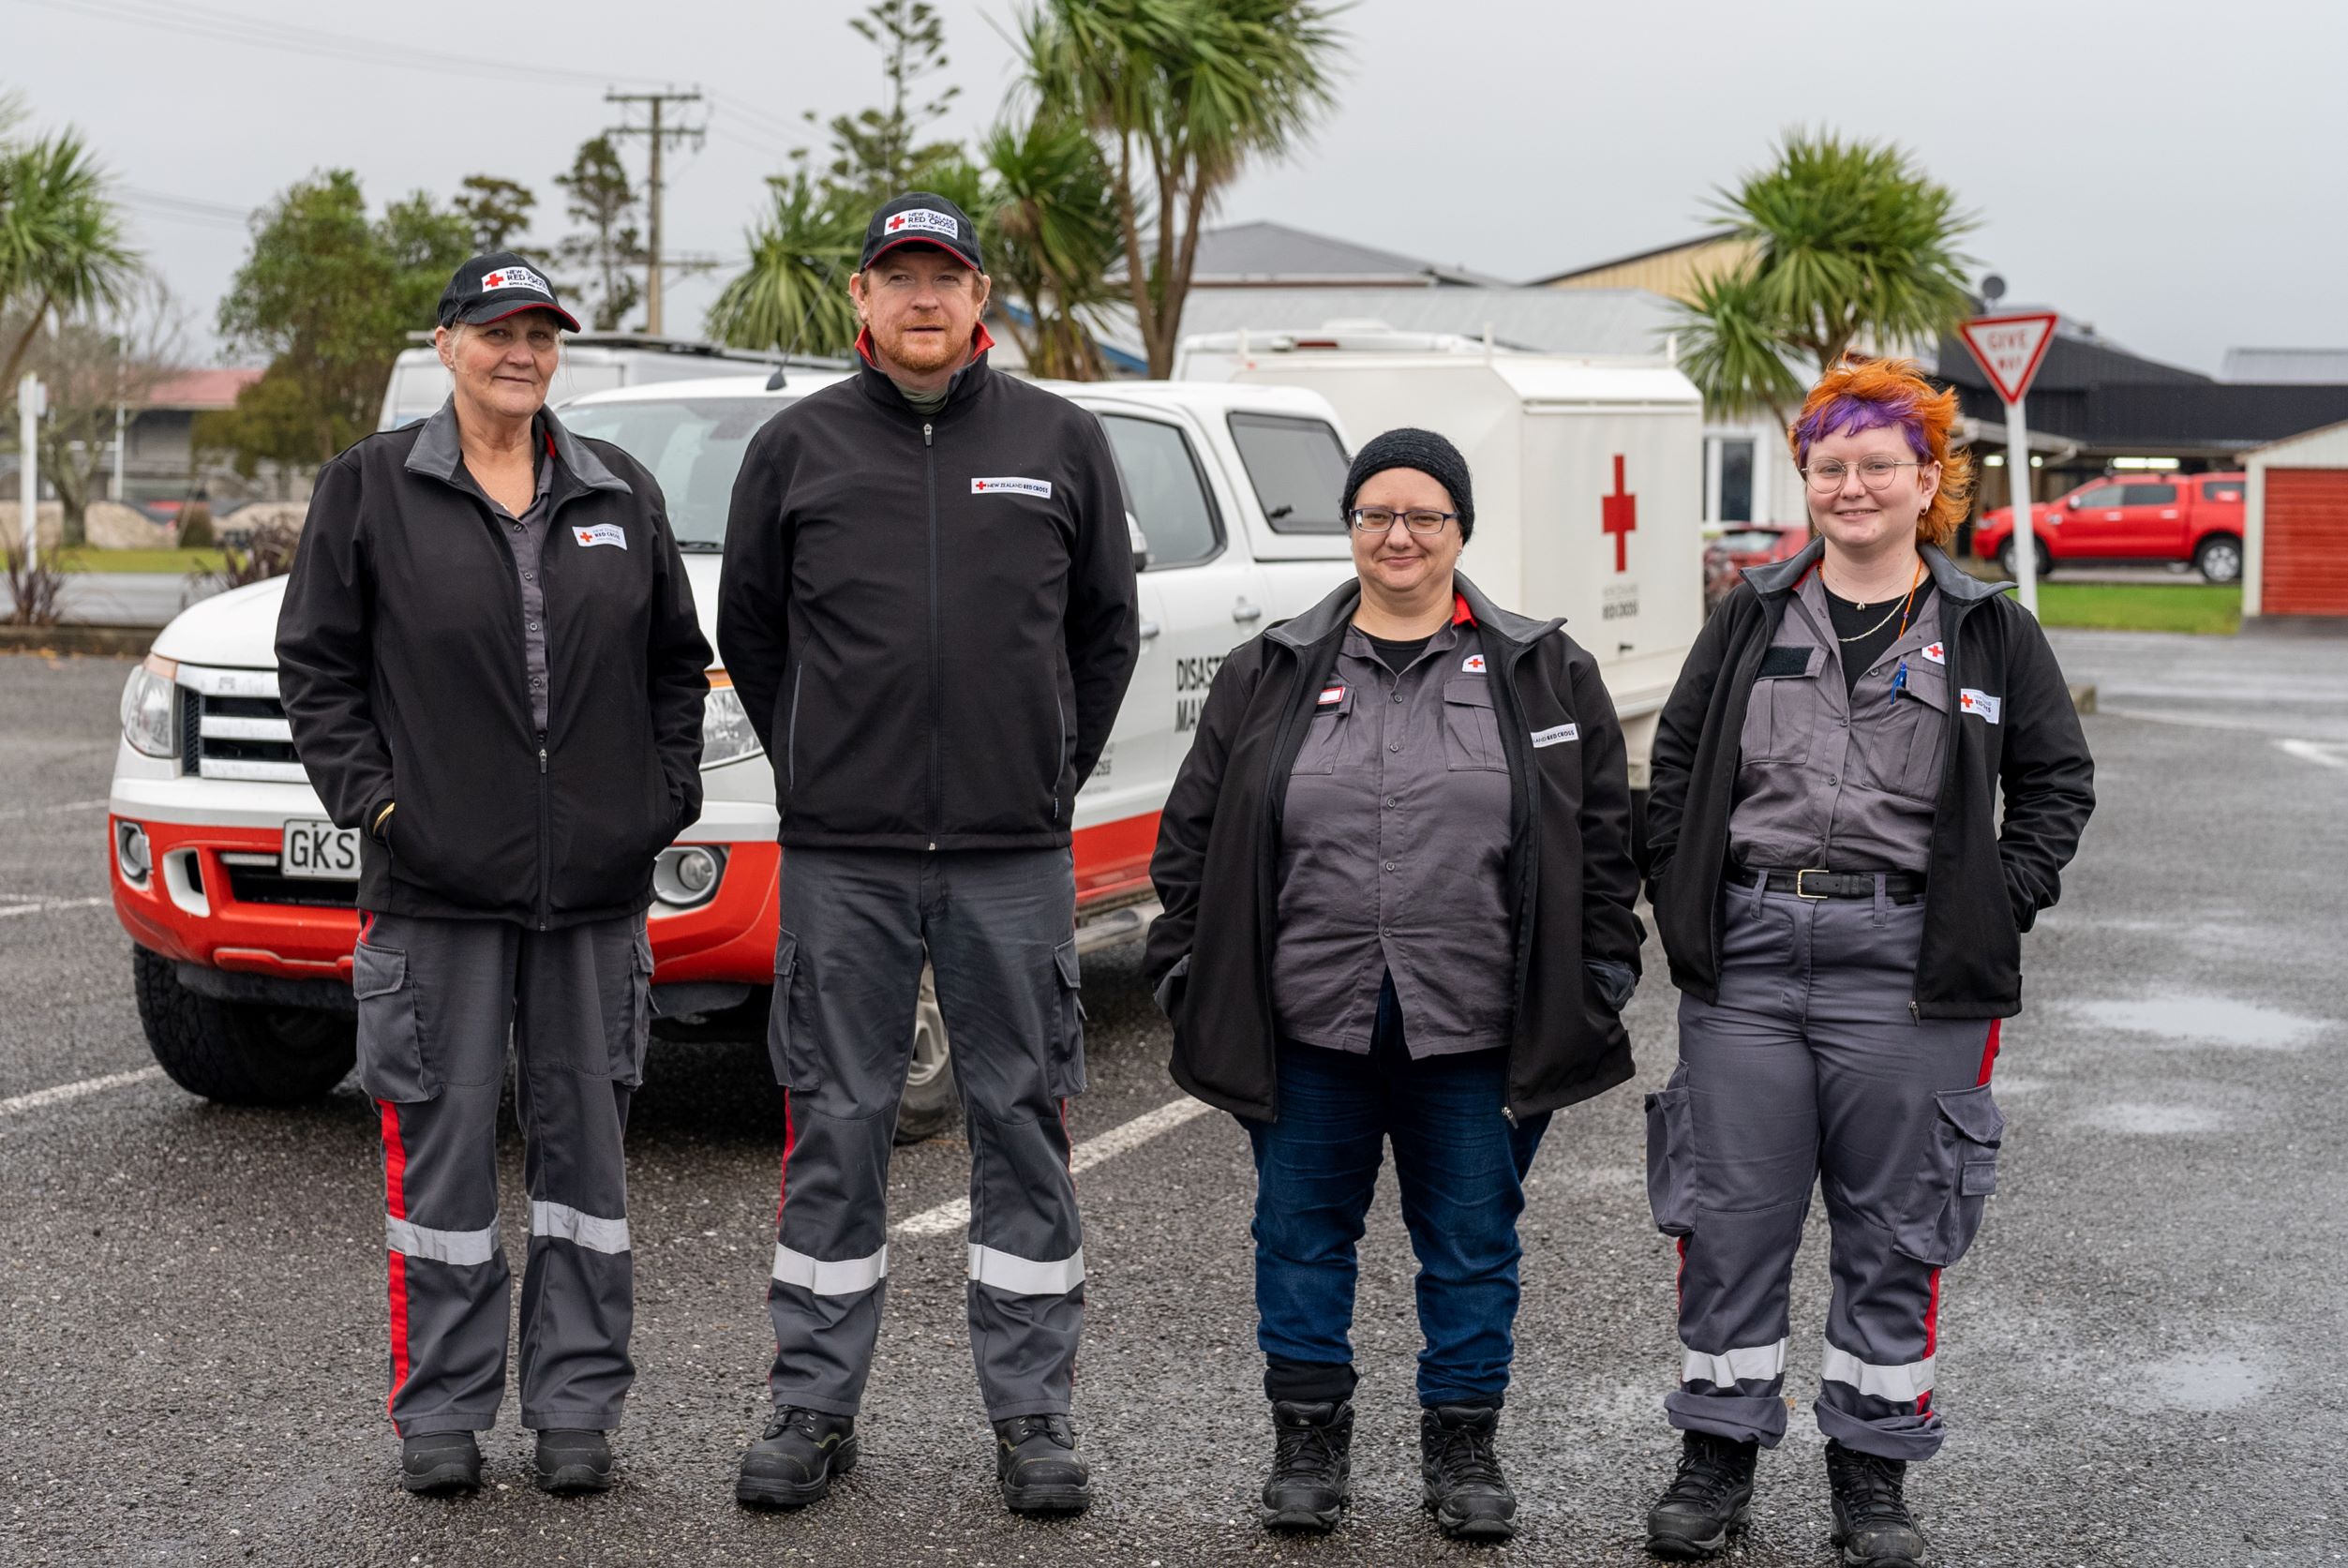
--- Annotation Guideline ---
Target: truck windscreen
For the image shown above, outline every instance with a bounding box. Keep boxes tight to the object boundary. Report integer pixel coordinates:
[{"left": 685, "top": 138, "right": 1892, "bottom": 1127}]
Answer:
[{"left": 559, "top": 398, "right": 785, "bottom": 549}]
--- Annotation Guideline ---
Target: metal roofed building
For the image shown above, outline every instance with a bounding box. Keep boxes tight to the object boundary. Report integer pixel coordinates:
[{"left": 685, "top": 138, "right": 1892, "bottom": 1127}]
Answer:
[
  {"left": 1174, "top": 220, "right": 1507, "bottom": 289},
  {"left": 2222, "top": 348, "right": 2348, "bottom": 383}
]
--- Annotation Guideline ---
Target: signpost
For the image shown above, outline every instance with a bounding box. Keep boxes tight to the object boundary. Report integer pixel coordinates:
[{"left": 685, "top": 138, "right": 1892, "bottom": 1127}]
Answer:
[
  {"left": 16, "top": 374, "right": 41, "bottom": 573},
  {"left": 1956, "top": 311, "right": 2058, "bottom": 615}
]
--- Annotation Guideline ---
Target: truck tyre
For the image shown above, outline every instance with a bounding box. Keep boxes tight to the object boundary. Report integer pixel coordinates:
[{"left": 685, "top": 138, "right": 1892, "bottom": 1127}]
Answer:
[
  {"left": 893, "top": 960, "right": 961, "bottom": 1145},
  {"left": 2194, "top": 533, "right": 2243, "bottom": 585},
  {"left": 131, "top": 946, "right": 357, "bottom": 1106},
  {"left": 1997, "top": 537, "right": 2053, "bottom": 582}
]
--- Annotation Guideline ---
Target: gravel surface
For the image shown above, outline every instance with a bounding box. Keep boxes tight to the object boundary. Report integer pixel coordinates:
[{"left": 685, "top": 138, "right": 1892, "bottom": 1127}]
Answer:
[{"left": 4, "top": 635, "right": 2344, "bottom": 1566}]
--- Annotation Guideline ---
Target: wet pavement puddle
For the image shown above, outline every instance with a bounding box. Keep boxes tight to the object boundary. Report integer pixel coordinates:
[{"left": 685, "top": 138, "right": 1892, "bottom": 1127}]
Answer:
[
  {"left": 2072, "top": 1101, "right": 2230, "bottom": 1135},
  {"left": 2072, "top": 993, "right": 2326, "bottom": 1052},
  {"left": 2139, "top": 1350, "right": 2271, "bottom": 1411}
]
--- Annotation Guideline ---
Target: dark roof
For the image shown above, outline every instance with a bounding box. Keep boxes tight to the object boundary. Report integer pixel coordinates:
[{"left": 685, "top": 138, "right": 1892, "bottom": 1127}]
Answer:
[
  {"left": 1937, "top": 325, "right": 2348, "bottom": 454},
  {"left": 1182, "top": 220, "right": 1503, "bottom": 287}
]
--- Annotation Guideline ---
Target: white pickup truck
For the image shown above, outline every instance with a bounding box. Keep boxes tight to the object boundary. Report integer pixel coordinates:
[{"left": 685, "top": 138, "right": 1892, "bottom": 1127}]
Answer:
[{"left": 107, "top": 351, "right": 1701, "bottom": 1133}]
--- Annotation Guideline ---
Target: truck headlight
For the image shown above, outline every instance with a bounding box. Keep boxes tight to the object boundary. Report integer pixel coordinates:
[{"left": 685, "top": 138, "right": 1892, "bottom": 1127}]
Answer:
[
  {"left": 119, "top": 654, "right": 179, "bottom": 759},
  {"left": 701, "top": 675, "right": 762, "bottom": 768}
]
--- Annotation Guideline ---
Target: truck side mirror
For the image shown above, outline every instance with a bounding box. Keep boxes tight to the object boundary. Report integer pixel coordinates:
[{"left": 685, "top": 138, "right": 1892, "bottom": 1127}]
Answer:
[{"left": 1128, "top": 513, "right": 1150, "bottom": 575}]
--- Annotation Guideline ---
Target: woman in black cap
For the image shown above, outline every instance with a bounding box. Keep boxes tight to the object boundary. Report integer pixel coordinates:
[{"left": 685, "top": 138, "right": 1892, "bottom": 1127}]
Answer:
[
  {"left": 277, "top": 253, "right": 710, "bottom": 1497},
  {"left": 1144, "top": 428, "right": 1646, "bottom": 1542}
]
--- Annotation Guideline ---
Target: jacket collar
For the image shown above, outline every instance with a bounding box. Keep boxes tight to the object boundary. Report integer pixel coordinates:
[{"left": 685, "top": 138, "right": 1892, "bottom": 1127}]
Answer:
[
  {"left": 1742, "top": 537, "right": 2006, "bottom": 605},
  {"left": 403, "top": 397, "right": 630, "bottom": 495},
  {"left": 1267, "top": 572, "right": 1561, "bottom": 653},
  {"left": 852, "top": 323, "right": 996, "bottom": 418}
]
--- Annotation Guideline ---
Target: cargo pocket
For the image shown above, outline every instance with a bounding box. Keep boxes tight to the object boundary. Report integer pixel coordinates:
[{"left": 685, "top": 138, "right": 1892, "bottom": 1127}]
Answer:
[
  {"left": 616, "top": 920, "right": 653, "bottom": 1087},
  {"left": 1884, "top": 661, "right": 1952, "bottom": 800},
  {"left": 1742, "top": 645, "right": 1824, "bottom": 765},
  {"left": 1049, "top": 936, "right": 1088, "bottom": 1098},
  {"left": 1291, "top": 687, "right": 1353, "bottom": 773},
  {"left": 765, "top": 928, "right": 806, "bottom": 1089},
  {"left": 1643, "top": 1064, "right": 1697, "bottom": 1237},
  {"left": 1892, "top": 1083, "right": 2005, "bottom": 1267},
  {"left": 353, "top": 942, "right": 436, "bottom": 1103}
]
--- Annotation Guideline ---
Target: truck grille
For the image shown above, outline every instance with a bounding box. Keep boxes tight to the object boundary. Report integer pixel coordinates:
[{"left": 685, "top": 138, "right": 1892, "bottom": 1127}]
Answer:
[
  {"left": 175, "top": 666, "right": 309, "bottom": 784},
  {"left": 220, "top": 860, "right": 356, "bottom": 909}
]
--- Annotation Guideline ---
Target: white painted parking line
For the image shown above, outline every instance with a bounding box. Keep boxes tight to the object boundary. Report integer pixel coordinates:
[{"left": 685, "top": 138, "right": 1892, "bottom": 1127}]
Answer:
[
  {"left": 0, "top": 1066, "right": 165, "bottom": 1116},
  {"left": 0, "top": 798, "right": 110, "bottom": 823},
  {"left": 2278, "top": 739, "right": 2348, "bottom": 770},
  {"left": 894, "top": 1094, "right": 1218, "bottom": 1238},
  {"left": 0, "top": 897, "right": 110, "bottom": 920}
]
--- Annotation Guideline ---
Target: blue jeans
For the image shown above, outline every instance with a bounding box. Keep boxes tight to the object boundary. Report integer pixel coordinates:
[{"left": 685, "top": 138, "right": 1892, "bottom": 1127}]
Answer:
[{"left": 1243, "top": 976, "right": 1550, "bottom": 1410}]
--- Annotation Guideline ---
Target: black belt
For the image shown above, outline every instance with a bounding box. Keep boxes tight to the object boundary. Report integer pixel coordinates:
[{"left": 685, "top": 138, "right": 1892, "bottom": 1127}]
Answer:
[{"left": 1731, "top": 866, "right": 1926, "bottom": 903}]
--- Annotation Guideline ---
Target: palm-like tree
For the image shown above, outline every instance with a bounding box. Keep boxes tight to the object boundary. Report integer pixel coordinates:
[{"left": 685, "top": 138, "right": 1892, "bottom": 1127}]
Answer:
[
  {"left": 981, "top": 112, "right": 1121, "bottom": 380},
  {"left": 1676, "top": 131, "right": 1976, "bottom": 422},
  {"left": 1022, "top": 0, "right": 1344, "bottom": 378},
  {"left": 705, "top": 170, "right": 864, "bottom": 358},
  {"left": 0, "top": 97, "right": 142, "bottom": 394}
]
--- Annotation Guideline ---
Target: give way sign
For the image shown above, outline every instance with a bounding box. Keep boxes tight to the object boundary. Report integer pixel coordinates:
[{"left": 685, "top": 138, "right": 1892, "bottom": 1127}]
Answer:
[{"left": 1957, "top": 313, "right": 2058, "bottom": 404}]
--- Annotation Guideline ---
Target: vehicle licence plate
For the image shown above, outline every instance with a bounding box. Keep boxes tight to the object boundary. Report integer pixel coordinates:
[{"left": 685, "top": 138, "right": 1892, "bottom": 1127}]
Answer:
[{"left": 280, "top": 819, "right": 362, "bottom": 880}]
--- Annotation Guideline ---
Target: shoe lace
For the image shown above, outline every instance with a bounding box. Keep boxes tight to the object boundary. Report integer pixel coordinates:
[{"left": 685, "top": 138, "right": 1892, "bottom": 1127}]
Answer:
[
  {"left": 1429, "top": 1420, "right": 1505, "bottom": 1489},
  {"left": 1831, "top": 1447, "right": 1912, "bottom": 1526},
  {"left": 1003, "top": 1414, "right": 1074, "bottom": 1451},
  {"left": 1272, "top": 1419, "right": 1345, "bottom": 1483},
  {"left": 1662, "top": 1439, "right": 1747, "bottom": 1511},
  {"left": 762, "top": 1406, "right": 826, "bottom": 1443}
]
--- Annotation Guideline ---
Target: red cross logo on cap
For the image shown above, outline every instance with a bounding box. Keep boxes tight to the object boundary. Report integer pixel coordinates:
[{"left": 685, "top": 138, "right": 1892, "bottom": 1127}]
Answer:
[
  {"left": 889, "top": 215, "right": 905, "bottom": 231},
  {"left": 485, "top": 272, "right": 504, "bottom": 287},
  {"left": 975, "top": 480, "right": 987, "bottom": 489}
]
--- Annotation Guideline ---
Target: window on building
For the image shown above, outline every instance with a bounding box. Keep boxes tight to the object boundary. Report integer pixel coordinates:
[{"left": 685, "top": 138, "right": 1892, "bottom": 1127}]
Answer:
[
  {"left": 1226, "top": 412, "right": 1351, "bottom": 533},
  {"left": 1718, "top": 439, "right": 1755, "bottom": 523},
  {"left": 1099, "top": 414, "right": 1222, "bottom": 568}
]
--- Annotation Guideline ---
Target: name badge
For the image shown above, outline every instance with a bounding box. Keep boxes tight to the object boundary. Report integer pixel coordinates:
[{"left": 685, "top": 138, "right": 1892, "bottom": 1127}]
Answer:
[
  {"left": 1317, "top": 685, "right": 1346, "bottom": 707},
  {"left": 972, "top": 476, "right": 1053, "bottom": 498},
  {"left": 1531, "top": 723, "right": 1579, "bottom": 748},
  {"left": 572, "top": 523, "right": 627, "bottom": 550}
]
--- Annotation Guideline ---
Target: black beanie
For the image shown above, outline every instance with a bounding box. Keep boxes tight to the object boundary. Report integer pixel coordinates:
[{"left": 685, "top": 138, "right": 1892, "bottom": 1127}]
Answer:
[{"left": 1340, "top": 427, "right": 1473, "bottom": 542}]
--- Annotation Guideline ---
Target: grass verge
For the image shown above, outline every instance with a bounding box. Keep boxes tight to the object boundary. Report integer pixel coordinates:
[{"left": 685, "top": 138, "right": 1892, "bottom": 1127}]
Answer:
[
  {"left": 2025, "top": 581, "right": 2241, "bottom": 635},
  {"left": 55, "top": 548, "right": 225, "bottom": 575}
]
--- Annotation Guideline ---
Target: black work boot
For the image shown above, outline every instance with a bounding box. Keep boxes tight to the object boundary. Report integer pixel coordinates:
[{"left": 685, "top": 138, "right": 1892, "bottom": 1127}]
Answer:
[
  {"left": 1419, "top": 1405, "right": 1518, "bottom": 1542},
  {"left": 735, "top": 1407, "right": 857, "bottom": 1508},
  {"left": 994, "top": 1413, "right": 1092, "bottom": 1515},
  {"left": 1826, "top": 1441, "right": 1927, "bottom": 1567},
  {"left": 398, "top": 1430, "right": 483, "bottom": 1496},
  {"left": 1644, "top": 1430, "right": 1758, "bottom": 1560},
  {"left": 1262, "top": 1399, "right": 1353, "bottom": 1532},
  {"left": 533, "top": 1428, "right": 614, "bottom": 1494}
]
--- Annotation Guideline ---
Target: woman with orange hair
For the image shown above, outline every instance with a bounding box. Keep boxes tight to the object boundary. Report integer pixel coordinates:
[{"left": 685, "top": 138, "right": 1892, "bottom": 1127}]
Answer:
[{"left": 1636, "top": 359, "right": 2093, "bottom": 1565}]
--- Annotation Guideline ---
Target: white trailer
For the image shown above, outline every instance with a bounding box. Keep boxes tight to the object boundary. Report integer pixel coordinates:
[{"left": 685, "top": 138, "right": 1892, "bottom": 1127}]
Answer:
[{"left": 1177, "top": 328, "right": 1706, "bottom": 788}]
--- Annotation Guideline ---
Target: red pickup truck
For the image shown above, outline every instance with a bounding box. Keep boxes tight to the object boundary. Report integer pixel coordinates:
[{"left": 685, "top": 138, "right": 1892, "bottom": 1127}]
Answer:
[{"left": 1973, "top": 471, "right": 2246, "bottom": 583}]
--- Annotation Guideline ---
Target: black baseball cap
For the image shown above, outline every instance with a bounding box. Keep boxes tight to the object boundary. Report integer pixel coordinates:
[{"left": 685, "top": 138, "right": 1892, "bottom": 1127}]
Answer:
[
  {"left": 436, "top": 251, "right": 582, "bottom": 333},
  {"left": 859, "top": 192, "right": 984, "bottom": 274}
]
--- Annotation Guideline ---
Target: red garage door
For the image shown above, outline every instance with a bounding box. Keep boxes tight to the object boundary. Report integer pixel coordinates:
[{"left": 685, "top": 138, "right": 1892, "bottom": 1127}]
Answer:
[{"left": 2265, "top": 469, "right": 2348, "bottom": 617}]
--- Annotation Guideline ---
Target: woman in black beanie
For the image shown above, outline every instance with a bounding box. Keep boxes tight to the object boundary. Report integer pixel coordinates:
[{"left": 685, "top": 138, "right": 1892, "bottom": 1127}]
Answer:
[{"left": 1145, "top": 427, "right": 1646, "bottom": 1541}]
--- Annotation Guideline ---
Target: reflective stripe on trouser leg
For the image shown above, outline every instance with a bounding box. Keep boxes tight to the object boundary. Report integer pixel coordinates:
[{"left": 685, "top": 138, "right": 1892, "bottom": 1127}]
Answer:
[
  {"left": 1665, "top": 889, "right": 1822, "bottom": 1448},
  {"left": 1807, "top": 907, "right": 2005, "bottom": 1464},
  {"left": 923, "top": 847, "right": 1085, "bottom": 1423},
  {"left": 762, "top": 847, "right": 928, "bottom": 1419},
  {"left": 513, "top": 913, "right": 645, "bottom": 1432}
]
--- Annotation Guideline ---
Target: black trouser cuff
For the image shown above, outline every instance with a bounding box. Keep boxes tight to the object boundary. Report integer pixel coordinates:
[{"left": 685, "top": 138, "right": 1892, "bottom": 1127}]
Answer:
[{"left": 1265, "top": 1357, "right": 1357, "bottom": 1405}]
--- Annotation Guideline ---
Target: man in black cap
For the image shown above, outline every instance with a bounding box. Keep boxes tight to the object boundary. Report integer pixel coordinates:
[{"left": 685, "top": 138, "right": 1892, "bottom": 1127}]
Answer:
[{"left": 718, "top": 192, "right": 1139, "bottom": 1516}]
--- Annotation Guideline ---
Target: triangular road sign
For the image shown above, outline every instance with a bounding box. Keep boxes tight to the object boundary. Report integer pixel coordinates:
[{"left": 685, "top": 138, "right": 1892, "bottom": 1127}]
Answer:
[{"left": 1958, "top": 313, "right": 2058, "bottom": 404}]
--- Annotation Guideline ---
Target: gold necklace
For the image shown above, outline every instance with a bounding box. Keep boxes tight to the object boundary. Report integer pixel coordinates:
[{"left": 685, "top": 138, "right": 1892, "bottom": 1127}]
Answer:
[{"left": 1835, "top": 561, "right": 1924, "bottom": 643}]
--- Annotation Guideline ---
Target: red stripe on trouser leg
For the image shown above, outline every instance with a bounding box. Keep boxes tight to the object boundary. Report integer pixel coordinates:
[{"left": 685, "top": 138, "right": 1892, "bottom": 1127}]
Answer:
[
  {"left": 1977, "top": 1018, "right": 2002, "bottom": 1085},
  {"left": 1675, "top": 1235, "right": 1688, "bottom": 1308},
  {"left": 1916, "top": 1266, "right": 1943, "bottom": 1413},
  {"left": 378, "top": 1098, "right": 411, "bottom": 1430}
]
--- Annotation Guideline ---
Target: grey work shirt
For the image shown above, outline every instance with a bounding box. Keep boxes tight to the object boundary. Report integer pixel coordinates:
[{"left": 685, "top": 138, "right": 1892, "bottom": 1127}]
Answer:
[
  {"left": 1728, "top": 567, "right": 1950, "bottom": 874},
  {"left": 411, "top": 399, "right": 557, "bottom": 736},
  {"left": 1272, "top": 619, "right": 1517, "bottom": 1057}
]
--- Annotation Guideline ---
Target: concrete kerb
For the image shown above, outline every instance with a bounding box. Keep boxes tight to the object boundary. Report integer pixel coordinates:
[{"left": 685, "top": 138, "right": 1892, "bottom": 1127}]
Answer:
[{"left": 0, "top": 624, "right": 155, "bottom": 657}]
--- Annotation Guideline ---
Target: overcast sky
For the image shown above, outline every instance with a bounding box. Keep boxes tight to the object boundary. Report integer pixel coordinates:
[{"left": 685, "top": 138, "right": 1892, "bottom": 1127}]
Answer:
[{"left": 9, "top": 0, "right": 2343, "bottom": 375}]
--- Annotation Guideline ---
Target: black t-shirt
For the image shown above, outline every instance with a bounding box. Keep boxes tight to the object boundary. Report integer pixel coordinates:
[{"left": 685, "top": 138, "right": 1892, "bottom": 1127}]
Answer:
[
  {"left": 1365, "top": 633, "right": 1434, "bottom": 674},
  {"left": 1825, "top": 578, "right": 1936, "bottom": 693}
]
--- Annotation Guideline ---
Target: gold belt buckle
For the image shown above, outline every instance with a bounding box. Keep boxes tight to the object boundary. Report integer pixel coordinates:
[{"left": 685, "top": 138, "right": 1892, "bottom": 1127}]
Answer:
[{"left": 1794, "top": 868, "right": 1831, "bottom": 901}]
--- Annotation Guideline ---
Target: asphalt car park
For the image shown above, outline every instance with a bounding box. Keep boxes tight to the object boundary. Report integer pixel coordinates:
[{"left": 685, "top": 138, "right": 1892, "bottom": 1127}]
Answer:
[{"left": 5, "top": 632, "right": 2345, "bottom": 1566}]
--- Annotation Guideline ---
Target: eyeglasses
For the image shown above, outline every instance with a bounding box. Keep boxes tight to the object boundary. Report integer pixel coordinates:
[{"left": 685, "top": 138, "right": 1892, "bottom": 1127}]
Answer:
[
  {"left": 1348, "top": 507, "right": 1457, "bottom": 535},
  {"left": 1802, "top": 457, "right": 1921, "bottom": 492}
]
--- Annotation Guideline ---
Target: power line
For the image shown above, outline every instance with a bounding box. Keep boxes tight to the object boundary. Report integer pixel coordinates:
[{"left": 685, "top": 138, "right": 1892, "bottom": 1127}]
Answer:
[{"left": 604, "top": 89, "right": 706, "bottom": 336}]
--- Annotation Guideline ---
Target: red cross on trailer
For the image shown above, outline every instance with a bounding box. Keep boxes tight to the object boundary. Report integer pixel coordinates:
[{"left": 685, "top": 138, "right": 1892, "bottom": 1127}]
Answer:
[{"left": 1602, "top": 455, "right": 1638, "bottom": 573}]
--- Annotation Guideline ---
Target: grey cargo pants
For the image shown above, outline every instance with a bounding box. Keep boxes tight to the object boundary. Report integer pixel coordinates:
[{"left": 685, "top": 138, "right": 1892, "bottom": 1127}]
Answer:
[
  {"left": 1646, "top": 877, "right": 2006, "bottom": 1462},
  {"left": 763, "top": 846, "right": 1086, "bottom": 1423},
  {"left": 355, "top": 910, "right": 650, "bottom": 1438}
]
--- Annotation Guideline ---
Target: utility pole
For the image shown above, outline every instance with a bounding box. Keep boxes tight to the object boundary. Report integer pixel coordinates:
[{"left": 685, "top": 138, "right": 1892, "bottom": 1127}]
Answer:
[{"left": 604, "top": 87, "right": 704, "bottom": 336}]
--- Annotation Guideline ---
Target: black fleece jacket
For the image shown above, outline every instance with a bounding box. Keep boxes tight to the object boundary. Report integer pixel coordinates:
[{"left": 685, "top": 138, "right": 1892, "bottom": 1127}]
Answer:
[
  {"left": 1646, "top": 541, "right": 2095, "bottom": 1017},
  {"left": 716, "top": 348, "right": 1139, "bottom": 849},
  {"left": 276, "top": 407, "right": 711, "bottom": 928}
]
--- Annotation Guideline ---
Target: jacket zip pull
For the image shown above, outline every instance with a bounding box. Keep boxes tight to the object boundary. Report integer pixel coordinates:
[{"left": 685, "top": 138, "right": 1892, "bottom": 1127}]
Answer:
[
  {"left": 923, "top": 422, "right": 933, "bottom": 447},
  {"left": 1502, "top": 1104, "right": 1518, "bottom": 1127},
  {"left": 1909, "top": 999, "right": 1921, "bottom": 1023},
  {"left": 539, "top": 746, "right": 548, "bottom": 775}
]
